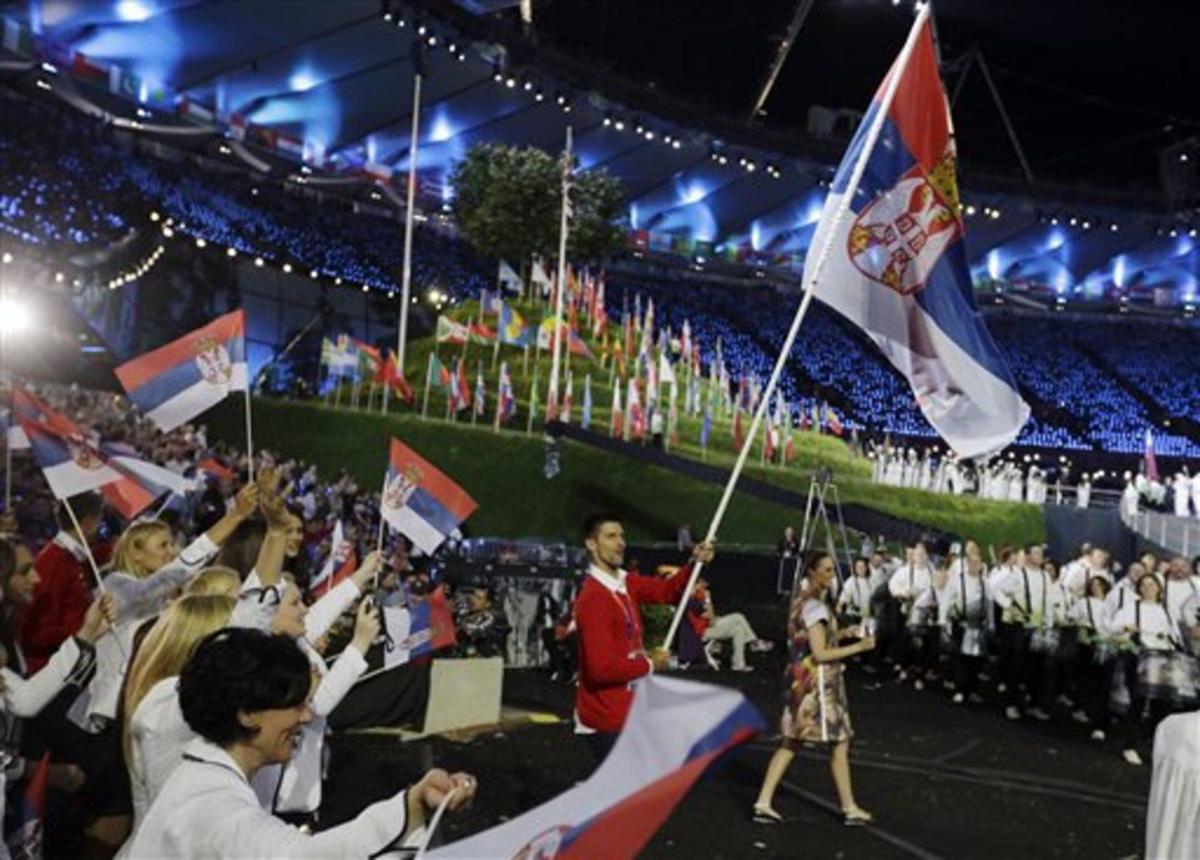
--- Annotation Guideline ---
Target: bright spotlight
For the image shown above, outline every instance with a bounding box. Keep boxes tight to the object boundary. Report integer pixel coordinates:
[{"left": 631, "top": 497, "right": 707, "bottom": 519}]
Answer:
[
  {"left": 0, "top": 298, "right": 31, "bottom": 336},
  {"left": 115, "top": 1, "right": 153, "bottom": 22}
]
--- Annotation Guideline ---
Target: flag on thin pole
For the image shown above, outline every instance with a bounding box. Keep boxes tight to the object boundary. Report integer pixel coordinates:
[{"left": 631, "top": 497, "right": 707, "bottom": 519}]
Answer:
[
  {"left": 308, "top": 520, "right": 357, "bottom": 599},
  {"left": 495, "top": 361, "right": 515, "bottom": 430},
  {"left": 803, "top": 12, "right": 1028, "bottom": 458},
  {"left": 1144, "top": 429, "right": 1160, "bottom": 483},
  {"left": 581, "top": 374, "right": 593, "bottom": 431},
  {"left": 610, "top": 380, "right": 623, "bottom": 438},
  {"left": 115, "top": 309, "right": 248, "bottom": 433},
  {"left": 379, "top": 437, "right": 477, "bottom": 555}
]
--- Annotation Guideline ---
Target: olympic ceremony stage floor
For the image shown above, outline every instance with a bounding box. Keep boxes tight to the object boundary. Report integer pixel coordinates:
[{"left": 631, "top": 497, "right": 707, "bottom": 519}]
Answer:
[{"left": 322, "top": 634, "right": 1151, "bottom": 859}]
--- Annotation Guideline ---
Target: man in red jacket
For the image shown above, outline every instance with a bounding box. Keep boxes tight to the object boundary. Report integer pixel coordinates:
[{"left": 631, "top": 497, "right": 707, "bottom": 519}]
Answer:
[
  {"left": 19, "top": 493, "right": 107, "bottom": 673},
  {"left": 573, "top": 513, "right": 714, "bottom": 763}
]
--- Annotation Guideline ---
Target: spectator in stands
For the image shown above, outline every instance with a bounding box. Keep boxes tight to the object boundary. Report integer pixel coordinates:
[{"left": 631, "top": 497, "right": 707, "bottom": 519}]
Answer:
[
  {"left": 454, "top": 585, "right": 510, "bottom": 659},
  {"left": 686, "top": 576, "right": 772, "bottom": 673},
  {"left": 777, "top": 526, "right": 799, "bottom": 558},
  {"left": 19, "top": 493, "right": 108, "bottom": 673}
]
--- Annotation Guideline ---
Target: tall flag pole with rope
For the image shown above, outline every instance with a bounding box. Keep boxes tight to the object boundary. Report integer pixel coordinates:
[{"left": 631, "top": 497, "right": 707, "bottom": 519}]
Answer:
[
  {"left": 383, "top": 38, "right": 426, "bottom": 417},
  {"left": 546, "top": 126, "right": 573, "bottom": 427}
]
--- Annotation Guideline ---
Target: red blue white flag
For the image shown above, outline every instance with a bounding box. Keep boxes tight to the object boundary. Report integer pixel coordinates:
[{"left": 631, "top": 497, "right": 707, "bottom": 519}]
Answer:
[
  {"left": 308, "top": 520, "right": 357, "bottom": 599},
  {"left": 6, "top": 752, "right": 50, "bottom": 860},
  {"left": 427, "top": 676, "right": 763, "bottom": 858},
  {"left": 381, "top": 585, "right": 456, "bottom": 669},
  {"left": 379, "top": 437, "right": 477, "bottom": 554},
  {"left": 19, "top": 419, "right": 122, "bottom": 500},
  {"left": 804, "top": 11, "right": 1028, "bottom": 458},
  {"left": 114, "top": 309, "right": 248, "bottom": 432}
]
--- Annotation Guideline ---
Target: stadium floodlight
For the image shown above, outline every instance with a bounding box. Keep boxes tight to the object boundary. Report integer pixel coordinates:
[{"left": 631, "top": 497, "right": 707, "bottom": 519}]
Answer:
[
  {"left": 254, "top": 257, "right": 264, "bottom": 267},
  {"left": 0, "top": 297, "right": 31, "bottom": 336},
  {"left": 226, "top": 247, "right": 237, "bottom": 258},
  {"left": 195, "top": 238, "right": 206, "bottom": 248},
  {"left": 1, "top": 252, "right": 12, "bottom": 264}
]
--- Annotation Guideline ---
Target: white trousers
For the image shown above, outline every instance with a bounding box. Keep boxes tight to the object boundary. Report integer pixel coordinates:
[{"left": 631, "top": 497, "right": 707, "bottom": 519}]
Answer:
[{"left": 703, "top": 613, "right": 757, "bottom": 670}]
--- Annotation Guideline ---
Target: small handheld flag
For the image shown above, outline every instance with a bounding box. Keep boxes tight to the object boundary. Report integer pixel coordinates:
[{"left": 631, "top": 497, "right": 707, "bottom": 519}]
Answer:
[
  {"left": 379, "top": 438, "right": 477, "bottom": 554},
  {"left": 115, "top": 310, "right": 248, "bottom": 432}
]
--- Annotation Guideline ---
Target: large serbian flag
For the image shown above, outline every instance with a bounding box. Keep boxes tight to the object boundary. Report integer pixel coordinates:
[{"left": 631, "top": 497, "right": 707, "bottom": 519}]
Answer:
[
  {"left": 115, "top": 310, "right": 248, "bottom": 432},
  {"left": 378, "top": 437, "right": 477, "bottom": 554},
  {"left": 804, "top": 9, "right": 1028, "bottom": 458},
  {"left": 428, "top": 676, "right": 763, "bottom": 858}
]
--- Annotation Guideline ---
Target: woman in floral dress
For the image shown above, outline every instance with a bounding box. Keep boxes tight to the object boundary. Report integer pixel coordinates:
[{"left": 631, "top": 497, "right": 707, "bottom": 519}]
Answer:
[{"left": 753, "top": 552, "right": 876, "bottom": 825}]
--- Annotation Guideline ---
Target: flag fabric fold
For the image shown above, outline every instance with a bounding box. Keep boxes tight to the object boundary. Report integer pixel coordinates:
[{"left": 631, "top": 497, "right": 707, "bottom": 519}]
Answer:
[
  {"left": 803, "top": 15, "right": 1028, "bottom": 459},
  {"left": 427, "top": 676, "right": 763, "bottom": 859}
]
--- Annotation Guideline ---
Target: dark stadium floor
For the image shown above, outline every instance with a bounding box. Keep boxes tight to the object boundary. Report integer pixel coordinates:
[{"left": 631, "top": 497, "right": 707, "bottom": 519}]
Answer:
[{"left": 323, "top": 648, "right": 1151, "bottom": 859}]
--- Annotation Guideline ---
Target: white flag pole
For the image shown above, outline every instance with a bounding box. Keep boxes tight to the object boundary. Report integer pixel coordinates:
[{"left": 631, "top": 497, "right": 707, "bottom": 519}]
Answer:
[
  {"left": 384, "top": 72, "right": 423, "bottom": 417},
  {"left": 661, "top": 4, "right": 931, "bottom": 651},
  {"left": 546, "top": 126, "right": 572, "bottom": 423},
  {"left": 243, "top": 386, "right": 255, "bottom": 484}
]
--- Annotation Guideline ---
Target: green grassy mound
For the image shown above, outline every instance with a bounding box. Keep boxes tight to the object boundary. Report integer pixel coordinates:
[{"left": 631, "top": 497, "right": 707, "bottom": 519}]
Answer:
[{"left": 208, "top": 396, "right": 1043, "bottom": 550}]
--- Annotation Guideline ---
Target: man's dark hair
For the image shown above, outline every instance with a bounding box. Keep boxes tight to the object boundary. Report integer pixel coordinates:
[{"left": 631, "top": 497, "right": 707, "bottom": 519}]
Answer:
[
  {"left": 581, "top": 513, "right": 621, "bottom": 543},
  {"left": 55, "top": 493, "right": 102, "bottom": 531},
  {"left": 1025, "top": 543, "right": 1043, "bottom": 555},
  {"left": 179, "top": 628, "right": 311, "bottom": 746}
]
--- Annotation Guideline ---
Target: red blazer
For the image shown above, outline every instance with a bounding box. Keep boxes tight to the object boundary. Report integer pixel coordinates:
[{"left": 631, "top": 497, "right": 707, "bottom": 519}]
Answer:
[
  {"left": 573, "top": 563, "right": 692, "bottom": 733},
  {"left": 18, "top": 535, "right": 98, "bottom": 673}
]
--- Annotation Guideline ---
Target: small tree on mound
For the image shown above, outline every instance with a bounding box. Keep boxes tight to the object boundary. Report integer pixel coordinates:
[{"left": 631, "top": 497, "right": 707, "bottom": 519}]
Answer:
[{"left": 449, "top": 143, "right": 626, "bottom": 268}]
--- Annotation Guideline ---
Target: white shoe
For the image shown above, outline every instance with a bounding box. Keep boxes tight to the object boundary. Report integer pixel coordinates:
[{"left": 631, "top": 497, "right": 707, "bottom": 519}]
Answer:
[
  {"left": 1005, "top": 706, "right": 1021, "bottom": 721},
  {"left": 703, "top": 641, "right": 721, "bottom": 671},
  {"left": 1122, "top": 749, "right": 1143, "bottom": 766},
  {"left": 952, "top": 693, "right": 964, "bottom": 704},
  {"left": 1027, "top": 707, "right": 1051, "bottom": 722},
  {"left": 1090, "top": 729, "right": 1106, "bottom": 742},
  {"left": 1070, "top": 709, "right": 1089, "bottom": 724},
  {"left": 913, "top": 679, "right": 925, "bottom": 691}
]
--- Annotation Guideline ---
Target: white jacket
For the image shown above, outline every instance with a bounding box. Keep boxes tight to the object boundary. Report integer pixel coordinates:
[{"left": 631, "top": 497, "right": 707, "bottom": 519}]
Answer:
[
  {"left": 89, "top": 535, "right": 220, "bottom": 723},
  {"left": 125, "top": 738, "right": 418, "bottom": 859}
]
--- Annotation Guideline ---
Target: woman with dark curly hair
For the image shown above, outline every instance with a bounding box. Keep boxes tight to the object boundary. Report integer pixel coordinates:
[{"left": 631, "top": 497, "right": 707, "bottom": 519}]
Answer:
[
  {"left": 125, "top": 628, "right": 476, "bottom": 858},
  {"left": 752, "top": 552, "right": 875, "bottom": 826}
]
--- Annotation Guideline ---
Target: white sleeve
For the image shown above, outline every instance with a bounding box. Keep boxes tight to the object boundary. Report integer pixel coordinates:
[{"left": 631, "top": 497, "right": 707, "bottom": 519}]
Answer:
[
  {"left": 887, "top": 568, "right": 908, "bottom": 599},
  {"left": 168, "top": 787, "right": 415, "bottom": 859},
  {"left": 105, "top": 535, "right": 220, "bottom": 622},
  {"left": 304, "top": 579, "right": 361, "bottom": 644},
  {"left": 989, "top": 570, "right": 1014, "bottom": 609},
  {"left": 309, "top": 646, "right": 368, "bottom": 718},
  {"left": 1, "top": 637, "right": 94, "bottom": 717},
  {"left": 937, "top": 581, "right": 957, "bottom": 626}
]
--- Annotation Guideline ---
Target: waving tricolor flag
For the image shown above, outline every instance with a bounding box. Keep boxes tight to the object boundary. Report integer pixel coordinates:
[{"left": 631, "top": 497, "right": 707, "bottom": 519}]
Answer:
[
  {"left": 427, "top": 676, "right": 762, "bottom": 859},
  {"left": 379, "top": 437, "right": 477, "bottom": 555},
  {"left": 804, "top": 9, "right": 1027, "bottom": 458},
  {"left": 381, "top": 585, "right": 456, "bottom": 670},
  {"left": 309, "top": 520, "right": 357, "bottom": 599},
  {"left": 496, "top": 361, "right": 516, "bottom": 426},
  {"left": 20, "top": 419, "right": 122, "bottom": 500},
  {"left": 7, "top": 752, "right": 50, "bottom": 860},
  {"left": 115, "top": 310, "right": 248, "bottom": 432}
]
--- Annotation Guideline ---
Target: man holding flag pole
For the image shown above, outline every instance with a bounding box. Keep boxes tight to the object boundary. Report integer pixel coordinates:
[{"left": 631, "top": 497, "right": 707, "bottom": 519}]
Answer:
[{"left": 639, "top": 1, "right": 1028, "bottom": 820}]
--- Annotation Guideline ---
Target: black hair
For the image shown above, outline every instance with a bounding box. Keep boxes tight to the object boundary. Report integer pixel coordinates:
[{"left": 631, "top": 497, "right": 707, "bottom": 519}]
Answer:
[
  {"left": 55, "top": 493, "right": 102, "bottom": 531},
  {"left": 214, "top": 517, "right": 267, "bottom": 577},
  {"left": 1024, "top": 543, "right": 1043, "bottom": 555},
  {"left": 178, "top": 628, "right": 312, "bottom": 746},
  {"left": 582, "top": 513, "right": 621, "bottom": 543}
]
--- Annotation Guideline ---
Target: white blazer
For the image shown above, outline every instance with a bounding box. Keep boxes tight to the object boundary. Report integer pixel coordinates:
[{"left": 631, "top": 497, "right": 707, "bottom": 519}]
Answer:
[{"left": 125, "top": 738, "right": 419, "bottom": 859}]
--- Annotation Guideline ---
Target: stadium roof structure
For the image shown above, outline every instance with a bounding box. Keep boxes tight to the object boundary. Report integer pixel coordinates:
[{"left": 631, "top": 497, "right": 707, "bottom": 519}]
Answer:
[{"left": 2, "top": 0, "right": 1198, "bottom": 311}]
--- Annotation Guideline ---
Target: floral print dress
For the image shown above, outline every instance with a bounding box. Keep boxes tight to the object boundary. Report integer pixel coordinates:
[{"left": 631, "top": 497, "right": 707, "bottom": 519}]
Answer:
[{"left": 781, "top": 596, "right": 853, "bottom": 744}]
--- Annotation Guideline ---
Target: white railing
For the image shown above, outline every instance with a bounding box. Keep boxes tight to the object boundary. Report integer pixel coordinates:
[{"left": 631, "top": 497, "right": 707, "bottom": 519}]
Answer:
[{"left": 1122, "top": 508, "right": 1200, "bottom": 557}]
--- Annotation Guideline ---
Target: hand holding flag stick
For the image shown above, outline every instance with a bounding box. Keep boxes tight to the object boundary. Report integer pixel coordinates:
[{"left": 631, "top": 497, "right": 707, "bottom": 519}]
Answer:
[{"left": 660, "top": 3, "right": 934, "bottom": 653}]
